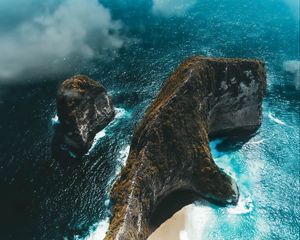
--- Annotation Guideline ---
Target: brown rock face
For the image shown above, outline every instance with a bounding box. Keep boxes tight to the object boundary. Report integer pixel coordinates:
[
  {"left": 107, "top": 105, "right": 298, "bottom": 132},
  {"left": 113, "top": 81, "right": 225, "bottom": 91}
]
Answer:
[
  {"left": 56, "top": 75, "right": 115, "bottom": 157},
  {"left": 105, "top": 56, "right": 266, "bottom": 240}
]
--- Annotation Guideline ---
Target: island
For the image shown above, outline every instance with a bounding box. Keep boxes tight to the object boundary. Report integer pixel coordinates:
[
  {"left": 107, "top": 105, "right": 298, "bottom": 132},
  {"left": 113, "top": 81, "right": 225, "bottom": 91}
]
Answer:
[
  {"left": 56, "top": 75, "right": 115, "bottom": 158},
  {"left": 104, "top": 56, "right": 266, "bottom": 240}
]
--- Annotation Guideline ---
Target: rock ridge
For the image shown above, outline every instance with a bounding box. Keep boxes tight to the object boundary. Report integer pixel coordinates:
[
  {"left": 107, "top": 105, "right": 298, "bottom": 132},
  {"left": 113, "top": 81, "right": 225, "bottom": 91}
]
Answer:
[
  {"left": 56, "top": 75, "right": 115, "bottom": 158},
  {"left": 104, "top": 56, "right": 266, "bottom": 240}
]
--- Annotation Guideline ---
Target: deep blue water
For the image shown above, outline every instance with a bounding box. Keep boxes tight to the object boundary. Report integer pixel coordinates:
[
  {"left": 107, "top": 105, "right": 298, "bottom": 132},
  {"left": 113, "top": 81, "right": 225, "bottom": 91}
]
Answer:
[{"left": 0, "top": 0, "right": 299, "bottom": 239}]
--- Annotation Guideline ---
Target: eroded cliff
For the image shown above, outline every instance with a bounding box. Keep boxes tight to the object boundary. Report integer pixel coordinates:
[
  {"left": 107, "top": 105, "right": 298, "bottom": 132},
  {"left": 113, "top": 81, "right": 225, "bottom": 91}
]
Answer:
[
  {"left": 56, "top": 75, "right": 115, "bottom": 158},
  {"left": 105, "top": 56, "right": 266, "bottom": 240}
]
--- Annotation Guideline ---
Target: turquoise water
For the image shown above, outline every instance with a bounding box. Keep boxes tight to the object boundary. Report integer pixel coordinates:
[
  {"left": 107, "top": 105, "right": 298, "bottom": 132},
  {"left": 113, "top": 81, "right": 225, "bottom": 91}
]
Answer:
[
  {"left": 0, "top": 0, "right": 299, "bottom": 239},
  {"left": 204, "top": 102, "right": 300, "bottom": 239},
  {"left": 84, "top": 1, "right": 300, "bottom": 239}
]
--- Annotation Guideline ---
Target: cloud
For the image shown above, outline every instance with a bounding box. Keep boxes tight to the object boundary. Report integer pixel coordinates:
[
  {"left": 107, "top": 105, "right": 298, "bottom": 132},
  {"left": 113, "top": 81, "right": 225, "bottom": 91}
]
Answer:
[
  {"left": 283, "top": 60, "right": 300, "bottom": 90},
  {"left": 152, "top": 0, "right": 196, "bottom": 17},
  {"left": 283, "top": 0, "right": 300, "bottom": 19},
  {"left": 0, "top": 0, "right": 124, "bottom": 82}
]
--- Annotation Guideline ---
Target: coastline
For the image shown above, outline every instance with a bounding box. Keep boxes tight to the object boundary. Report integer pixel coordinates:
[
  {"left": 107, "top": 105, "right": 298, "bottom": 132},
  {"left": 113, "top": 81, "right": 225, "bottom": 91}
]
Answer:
[
  {"left": 148, "top": 205, "right": 188, "bottom": 240},
  {"left": 148, "top": 201, "right": 215, "bottom": 240}
]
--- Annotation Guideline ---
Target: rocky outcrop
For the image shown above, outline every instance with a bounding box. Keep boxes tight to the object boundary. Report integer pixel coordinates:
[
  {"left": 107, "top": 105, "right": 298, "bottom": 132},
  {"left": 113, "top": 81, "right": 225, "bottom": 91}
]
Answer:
[
  {"left": 56, "top": 75, "right": 115, "bottom": 157},
  {"left": 105, "top": 56, "right": 266, "bottom": 240}
]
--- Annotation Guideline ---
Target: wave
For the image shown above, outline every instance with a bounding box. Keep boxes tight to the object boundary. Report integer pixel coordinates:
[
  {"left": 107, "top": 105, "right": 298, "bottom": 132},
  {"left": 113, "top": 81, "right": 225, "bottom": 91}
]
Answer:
[
  {"left": 87, "top": 107, "right": 131, "bottom": 154},
  {"left": 76, "top": 218, "right": 109, "bottom": 240},
  {"left": 250, "top": 139, "right": 266, "bottom": 145},
  {"left": 88, "top": 130, "right": 107, "bottom": 153},
  {"left": 227, "top": 194, "right": 253, "bottom": 215},
  {"left": 82, "top": 143, "right": 131, "bottom": 240},
  {"left": 116, "top": 145, "right": 130, "bottom": 168},
  {"left": 51, "top": 114, "right": 59, "bottom": 125},
  {"left": 51, "top": 107, "right": 130, "bottom": 154},
  {"left": 114, "top": 107, "right": 127, "bottom": 119},
  {"left": 183, "top": 203, "right": 215, "bottom": 240},
  {"left": 268, "top": 112, "right": 286, "bottom": 126}
]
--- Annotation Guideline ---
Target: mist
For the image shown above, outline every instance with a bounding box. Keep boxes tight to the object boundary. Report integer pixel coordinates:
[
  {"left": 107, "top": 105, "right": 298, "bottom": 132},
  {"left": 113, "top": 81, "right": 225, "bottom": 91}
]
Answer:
[
  {"left": 283, "top": 0, "right": 300, "bottom": 19},
  {"left": 283, "top": 60, "right": 300, "bottom": 89},
  {"left": 0, "top": 0, "right": 124, "bottom": 83},
  {"left": 152, "top": 0, "right": 196, "bottom": 17}
]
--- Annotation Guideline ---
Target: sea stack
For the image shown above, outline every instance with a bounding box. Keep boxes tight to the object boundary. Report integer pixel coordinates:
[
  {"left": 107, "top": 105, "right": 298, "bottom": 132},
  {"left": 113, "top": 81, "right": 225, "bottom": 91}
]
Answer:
[
  {"left": 56, "top": 75, "right": 115, "bottom": 157},
  {"left": 105, "top": 56, "right": 266, "bottom": 240}
]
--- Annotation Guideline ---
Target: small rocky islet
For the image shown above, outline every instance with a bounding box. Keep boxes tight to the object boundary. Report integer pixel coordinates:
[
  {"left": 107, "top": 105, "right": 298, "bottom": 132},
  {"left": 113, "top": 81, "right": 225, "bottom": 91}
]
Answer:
[
  {"left": 55, "top": 75, "right": 115, "bottom": 158},
  {"left": 55, "top": 56, "right": 266, "bottom": 240}
]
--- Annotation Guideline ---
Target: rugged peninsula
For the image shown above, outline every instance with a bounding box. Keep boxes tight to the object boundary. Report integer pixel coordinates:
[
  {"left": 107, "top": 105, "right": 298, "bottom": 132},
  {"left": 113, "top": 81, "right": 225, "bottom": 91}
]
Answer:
[
  {"left": 56, "top": 75, "right": 115, "bottom": 157},
  {"left": 104, "top": 56, "right": 266, "bottom": 240}
]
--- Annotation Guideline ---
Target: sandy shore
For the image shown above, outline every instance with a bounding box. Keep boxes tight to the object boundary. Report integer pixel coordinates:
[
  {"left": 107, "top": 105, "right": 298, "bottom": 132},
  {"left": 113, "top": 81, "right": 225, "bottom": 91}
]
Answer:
[
  {"left": 148, "top": 201, "right": 215, "bottom": 240},
  {"left": 148, "top": 205, "right": 190, "bottom": 240}
]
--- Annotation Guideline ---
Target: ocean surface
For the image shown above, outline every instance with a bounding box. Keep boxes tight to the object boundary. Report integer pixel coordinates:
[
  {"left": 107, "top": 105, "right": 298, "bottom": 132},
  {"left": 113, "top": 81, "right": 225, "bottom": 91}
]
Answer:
[{"left": 0, "top": 0, "right": 299, "bottom": 239}]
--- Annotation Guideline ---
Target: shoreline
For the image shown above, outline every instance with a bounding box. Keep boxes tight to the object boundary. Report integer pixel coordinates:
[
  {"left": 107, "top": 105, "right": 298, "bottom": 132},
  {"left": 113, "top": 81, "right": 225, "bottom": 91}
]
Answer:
[
  {"left": 148, "top": 201, "right": 215, "bottom": 240},
  {"left": 148, "top": 205, "right": 188, "bottom": 240}
]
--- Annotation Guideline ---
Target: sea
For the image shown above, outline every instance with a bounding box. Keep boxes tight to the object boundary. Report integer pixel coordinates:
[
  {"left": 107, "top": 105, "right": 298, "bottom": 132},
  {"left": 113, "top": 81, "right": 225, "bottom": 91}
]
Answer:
[{"left": 0, "top": 0, "right": 299, "bottom": 239}]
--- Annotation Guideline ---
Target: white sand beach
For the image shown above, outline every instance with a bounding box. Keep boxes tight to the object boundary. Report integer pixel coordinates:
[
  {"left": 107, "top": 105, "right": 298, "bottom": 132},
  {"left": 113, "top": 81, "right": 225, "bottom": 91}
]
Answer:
[
  {"left": 148, "top": 202, "right": 215, "bottom": 240},
  {"left": 148, "top": 205, "right": 188, "bottom": 240}
]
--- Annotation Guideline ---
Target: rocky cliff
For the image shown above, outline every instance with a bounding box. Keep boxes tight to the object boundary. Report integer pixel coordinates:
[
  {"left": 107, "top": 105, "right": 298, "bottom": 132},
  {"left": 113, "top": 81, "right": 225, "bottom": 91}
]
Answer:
[
  {"left": 56, "top": 75, "right": 115, "bottom": 158},
  {"left": 104, "top": 56, "right": 266, "bottom": 240}
]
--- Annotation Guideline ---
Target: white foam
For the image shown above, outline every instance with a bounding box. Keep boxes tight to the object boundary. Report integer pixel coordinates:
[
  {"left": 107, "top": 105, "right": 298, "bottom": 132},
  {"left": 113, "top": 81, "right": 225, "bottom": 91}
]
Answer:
[
  {"left": 268, "top": 112, "right": 286, "bottom": 126},
  {"left": 51, "top": 114, "right": 59, "bottom": 125},
  {"left": 200, "top": 47, "right": 224, "bottom": 57},
  {"left": 104, "top": 199, "right": 110, "bottom": 207},
  {"left": 114, "top": 107, "right": 127, "bottom": 119},
  {"left": 84, "top": 144, "right": 130, "bottom": 240},
  {"left": 102, "top": 107, "right": 131, "bottom": 130},
  {"left": 79, "top": 218, "right": 109, "bottom": 240},
  {"left": 110, "top": 144, "right": 130, "bottom": 186},
  {"left": 117, "top": 145, "right": 130, "bottom": 167},
  {"left": 87, "top": 129, "right": 106, "bottom": 154},
  {"left": 115, "top": 151, "right": 146, "bottom": 239},
  {"left": 204, "top": 137, "right": 269, "bottom": 238},
  {"left": 184, "top": 204, "right": 215, "bottom": 240},
  {"left": 179, "top": 230, "right": 189, "bottom": 240},
  {"left": 227, "top": 195, "right": 253, "bottom": 215},
  {"left": 249, "top": 139, "right": 266, "bottom": 145},
  {"left": 87, "top": 107, "right": 130, "bottom": 154}
]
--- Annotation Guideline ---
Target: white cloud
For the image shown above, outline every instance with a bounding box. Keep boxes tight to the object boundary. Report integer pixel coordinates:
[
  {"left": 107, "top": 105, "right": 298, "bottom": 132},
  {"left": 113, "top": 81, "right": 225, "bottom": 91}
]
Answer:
[
  {"left": 0, "top": 0, "right": 124, "bottom": 82},
  {"left": 283, "top": 0, "right": 300, "bottom": 19},
  {"left": 152, "top": 0, "right": 196, "bottom": 17},
  {"left": 283, "top": 60, "right": 300, "bottom": 90}
]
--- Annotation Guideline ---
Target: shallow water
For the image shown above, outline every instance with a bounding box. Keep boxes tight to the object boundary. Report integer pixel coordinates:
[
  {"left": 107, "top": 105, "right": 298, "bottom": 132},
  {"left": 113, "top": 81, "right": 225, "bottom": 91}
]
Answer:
[{"left": 0, "top": 0, "right": 299, "bottom": 239}]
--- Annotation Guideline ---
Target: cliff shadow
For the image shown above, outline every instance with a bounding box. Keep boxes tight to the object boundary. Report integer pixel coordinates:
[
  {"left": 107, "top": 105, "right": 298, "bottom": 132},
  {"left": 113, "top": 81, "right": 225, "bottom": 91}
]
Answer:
[
  {"left": 209, "top": 129, "right": 260, "bottom": 153},
  {"left": 149, "top": 189, "right": 200, "bottom": 230},
  {"left": 51, "top": 123, "right": 82, "bottom": 167}
]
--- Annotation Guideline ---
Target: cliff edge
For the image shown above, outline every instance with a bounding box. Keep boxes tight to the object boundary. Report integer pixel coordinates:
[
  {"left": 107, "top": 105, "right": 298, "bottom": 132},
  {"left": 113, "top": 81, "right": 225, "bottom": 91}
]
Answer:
[
  {"left": 56, "top": 75, "right": 115, "bottom": 158},
  {"left": 105, "top": 56, "right": 266, "bottom": 240}
]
